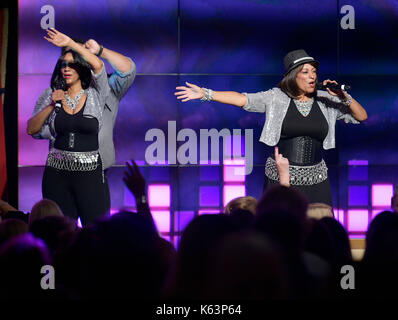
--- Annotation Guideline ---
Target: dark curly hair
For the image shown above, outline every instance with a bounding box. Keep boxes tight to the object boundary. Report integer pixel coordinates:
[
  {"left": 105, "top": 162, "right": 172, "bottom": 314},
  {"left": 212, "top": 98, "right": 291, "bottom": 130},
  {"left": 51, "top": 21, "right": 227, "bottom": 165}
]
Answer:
[{"left": 50, "top": 49, "right": 92, "bottom": 90}]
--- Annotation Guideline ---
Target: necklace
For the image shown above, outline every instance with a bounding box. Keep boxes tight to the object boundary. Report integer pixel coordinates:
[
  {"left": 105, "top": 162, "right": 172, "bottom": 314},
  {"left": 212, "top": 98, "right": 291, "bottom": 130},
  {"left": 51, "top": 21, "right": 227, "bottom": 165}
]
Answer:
[
  {"left": 65, "top": 89, "right": 84, "bottom": 110},
  {"left": 294, "top": 97, "right": 313, "bottom": 117}
]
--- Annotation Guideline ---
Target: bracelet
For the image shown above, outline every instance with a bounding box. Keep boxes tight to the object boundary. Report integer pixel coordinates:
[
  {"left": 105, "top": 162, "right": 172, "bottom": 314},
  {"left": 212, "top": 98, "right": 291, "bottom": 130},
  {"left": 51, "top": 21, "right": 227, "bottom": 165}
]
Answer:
[
  {"left": 341, "top": 93, "right": 353, "bottom": 107},
  {"left": 137, "top": 195, "right": 147, "bottom": 204},
  {"left": 96, "top": 45, "right": 104, "bottom": 57},
  {"left": 200, "top": 88, "right": 214, "bottom": 101}
]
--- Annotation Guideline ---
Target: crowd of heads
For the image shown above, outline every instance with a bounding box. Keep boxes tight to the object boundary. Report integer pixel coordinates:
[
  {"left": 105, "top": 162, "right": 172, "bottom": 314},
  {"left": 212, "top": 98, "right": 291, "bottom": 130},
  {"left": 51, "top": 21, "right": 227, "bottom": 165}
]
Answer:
[{"left": 1, "top": 185, "right": 398, "bottom": 300}]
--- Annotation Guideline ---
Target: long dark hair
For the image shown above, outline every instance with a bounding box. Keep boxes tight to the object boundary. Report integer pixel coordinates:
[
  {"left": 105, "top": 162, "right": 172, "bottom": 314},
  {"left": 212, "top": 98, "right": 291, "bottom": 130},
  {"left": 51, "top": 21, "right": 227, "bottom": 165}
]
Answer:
[
  {"left": 278, "top": 62, "right": 318, "bottom": 99},
  {"left": 50, "top": 49, "right": 92, "bottom": 90}
]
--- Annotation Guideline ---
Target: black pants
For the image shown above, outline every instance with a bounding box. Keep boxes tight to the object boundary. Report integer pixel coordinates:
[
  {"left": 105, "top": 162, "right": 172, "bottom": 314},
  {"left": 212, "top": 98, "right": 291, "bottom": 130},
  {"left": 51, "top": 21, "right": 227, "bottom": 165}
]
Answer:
[
  {"left": 103, "top": 169, "right": 111, "bottom": 215},
  {"left": 263, "top": 175, "right": 333, "bottom": 207},
  {"left": 42, "top": 163, "right": 107, "bottom": 226}
]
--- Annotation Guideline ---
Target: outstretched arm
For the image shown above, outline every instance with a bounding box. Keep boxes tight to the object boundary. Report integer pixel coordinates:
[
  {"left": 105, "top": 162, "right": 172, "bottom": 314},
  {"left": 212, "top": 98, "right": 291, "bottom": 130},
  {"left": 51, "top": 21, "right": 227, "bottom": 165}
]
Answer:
[
  {"left": 85, "top": 39, "right": 136, "bottom": 100},
  {"left": 44, "top": 28, "right": 103, "bottom": 74},
  {"left": 175, "top": 82, "right": 247, "bottom": 107},
  {"left": 85, "top": 39, "right": 132, "bottom": 73}
]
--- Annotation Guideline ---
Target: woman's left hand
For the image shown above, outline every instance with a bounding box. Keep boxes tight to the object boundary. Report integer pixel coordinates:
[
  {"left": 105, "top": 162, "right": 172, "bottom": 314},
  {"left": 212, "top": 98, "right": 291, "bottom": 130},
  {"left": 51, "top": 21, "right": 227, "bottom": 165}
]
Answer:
[
  {"left": 44, "top": 28, "right": 72, "bottom": 47},
  {"left": 323, "top": 79, "right": 344, "bottom": 97}
]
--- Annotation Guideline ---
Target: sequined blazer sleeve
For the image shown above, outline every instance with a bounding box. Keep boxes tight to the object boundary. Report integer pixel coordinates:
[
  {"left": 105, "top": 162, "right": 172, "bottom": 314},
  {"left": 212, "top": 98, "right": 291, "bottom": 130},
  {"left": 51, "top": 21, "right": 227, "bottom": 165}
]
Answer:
[
  {"left": 241, "top": 88, "right": 275, "bottom": 113},
  {"left": 91, "top": 61, "right": 111, "bottom": 108},
  {"left": 316, "top": 90, "right": 360, "bottom": 124},
  {"left": 31, "top": 87, "right": 55, "bottom": 141}
]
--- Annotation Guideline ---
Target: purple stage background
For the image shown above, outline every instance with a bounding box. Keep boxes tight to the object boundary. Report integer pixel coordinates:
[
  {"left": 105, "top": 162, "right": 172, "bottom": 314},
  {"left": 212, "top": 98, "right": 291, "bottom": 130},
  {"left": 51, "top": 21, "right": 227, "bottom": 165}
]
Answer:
[{"left": 18, "top": 0, "right": 398, "bottom": 241}]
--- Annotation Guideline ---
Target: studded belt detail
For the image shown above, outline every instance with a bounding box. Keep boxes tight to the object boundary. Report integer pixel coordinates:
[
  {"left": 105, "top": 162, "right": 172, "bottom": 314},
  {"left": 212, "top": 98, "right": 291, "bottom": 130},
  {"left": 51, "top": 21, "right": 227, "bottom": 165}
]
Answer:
[
  {"left": 265, "top": 157, "right": 328, "bottom": 186},
  {"left": 278, "top": 136, "right": 322, "bottom": 165},
  {"left": 46, "top": 148, "right": 99, "bottom": 171}
]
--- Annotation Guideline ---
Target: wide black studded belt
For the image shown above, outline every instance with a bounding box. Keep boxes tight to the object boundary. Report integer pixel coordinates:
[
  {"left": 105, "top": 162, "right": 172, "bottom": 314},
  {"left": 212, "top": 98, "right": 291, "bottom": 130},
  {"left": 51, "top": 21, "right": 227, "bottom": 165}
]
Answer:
[{"left": 277, "top": 136, "right": 322, "bottom": 165}]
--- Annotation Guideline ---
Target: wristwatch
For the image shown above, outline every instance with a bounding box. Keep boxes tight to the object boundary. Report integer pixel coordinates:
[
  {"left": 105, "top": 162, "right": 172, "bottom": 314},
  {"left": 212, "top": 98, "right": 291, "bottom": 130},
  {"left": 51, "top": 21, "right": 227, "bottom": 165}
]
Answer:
[{"left": 96, "top": 45, "right": 104, "bottom": 57}]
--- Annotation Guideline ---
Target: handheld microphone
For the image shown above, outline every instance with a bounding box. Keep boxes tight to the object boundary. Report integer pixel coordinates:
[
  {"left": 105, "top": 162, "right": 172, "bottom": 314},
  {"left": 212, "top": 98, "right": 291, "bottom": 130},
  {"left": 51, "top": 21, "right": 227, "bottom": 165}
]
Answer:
[
  {"left": 316, "top": 82, "right": 351, "bottom": 91},
  {"left": 52, "top": 78, "right": 67, "bottom": 113},
  {"left": 54, "top": 101, "right": 62, "bottom": 113}
]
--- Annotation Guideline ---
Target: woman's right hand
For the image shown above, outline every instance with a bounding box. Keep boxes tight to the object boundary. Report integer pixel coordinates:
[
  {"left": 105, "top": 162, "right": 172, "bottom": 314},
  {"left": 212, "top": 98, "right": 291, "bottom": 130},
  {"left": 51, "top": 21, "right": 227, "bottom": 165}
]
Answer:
[
  {"left": 52, "top": 90, "right": 65, "bottom": 104},
  {"left": 175, "top": 82, "right": 204, "bottom": 102}
]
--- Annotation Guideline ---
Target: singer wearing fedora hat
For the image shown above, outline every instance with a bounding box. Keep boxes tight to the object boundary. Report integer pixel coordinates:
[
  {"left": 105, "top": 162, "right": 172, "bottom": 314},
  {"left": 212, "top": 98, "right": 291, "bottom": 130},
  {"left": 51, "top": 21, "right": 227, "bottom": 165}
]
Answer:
[{"left": 175, "top": 49, "right": 367, "bottom": 206}]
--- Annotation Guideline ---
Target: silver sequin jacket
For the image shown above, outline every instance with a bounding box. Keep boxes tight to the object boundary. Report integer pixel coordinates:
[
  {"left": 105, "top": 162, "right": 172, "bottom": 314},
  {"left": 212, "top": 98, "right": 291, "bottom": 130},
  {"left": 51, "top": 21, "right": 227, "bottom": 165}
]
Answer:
[
  {"left": 32, "top": 61, "right": 110, "bottom": 144},
  {"left": 242, "top": 87, "right": 360, "bottom": 149}
]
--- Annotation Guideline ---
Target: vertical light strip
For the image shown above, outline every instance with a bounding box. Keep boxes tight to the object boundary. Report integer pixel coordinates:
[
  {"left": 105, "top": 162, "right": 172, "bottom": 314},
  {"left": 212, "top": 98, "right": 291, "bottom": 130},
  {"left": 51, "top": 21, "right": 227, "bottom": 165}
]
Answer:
[
  {"left": 148, "top": 184, "right": 171, "bottom": 234},
  {"left": 334, "top": 208, "right": 345, "bottom": 227},
  {"left": 223, "top": 158, "right": 246, "bottom": 208}
]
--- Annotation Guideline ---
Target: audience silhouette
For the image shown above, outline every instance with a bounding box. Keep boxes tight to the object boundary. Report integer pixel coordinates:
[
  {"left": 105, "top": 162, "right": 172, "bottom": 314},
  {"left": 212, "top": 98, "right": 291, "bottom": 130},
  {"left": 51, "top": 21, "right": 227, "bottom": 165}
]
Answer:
[{"left": 1, "top": 161, "right": 397, "bottom": 300}]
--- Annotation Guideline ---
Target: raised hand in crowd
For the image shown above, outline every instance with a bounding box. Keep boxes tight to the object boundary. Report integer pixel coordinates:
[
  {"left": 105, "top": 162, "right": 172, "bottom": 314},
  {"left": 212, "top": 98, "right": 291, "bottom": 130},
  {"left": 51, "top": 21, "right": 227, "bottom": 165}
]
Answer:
[
  {"left": 123, "top": 160, "right": 151, "bottom": 218},
  {"left": 274, "top": 146, "right": 290, "bottom": 187}
]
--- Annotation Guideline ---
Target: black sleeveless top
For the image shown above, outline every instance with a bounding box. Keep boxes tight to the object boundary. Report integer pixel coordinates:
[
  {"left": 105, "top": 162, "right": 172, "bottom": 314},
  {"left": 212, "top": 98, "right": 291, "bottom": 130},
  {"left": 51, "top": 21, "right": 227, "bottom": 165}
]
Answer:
[
  {"left": 277, "top": 99, "right": 329, "bottom": 165},
  {"left": 54, "top": 100, "right": 99, "bottom": 152}
]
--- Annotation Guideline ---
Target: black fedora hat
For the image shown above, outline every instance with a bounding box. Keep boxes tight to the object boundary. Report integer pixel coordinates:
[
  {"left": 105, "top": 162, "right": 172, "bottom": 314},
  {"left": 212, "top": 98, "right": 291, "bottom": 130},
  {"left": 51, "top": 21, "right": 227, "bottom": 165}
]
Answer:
[{"left": 283, "top": 49, "right": 319, "bottom": 76}]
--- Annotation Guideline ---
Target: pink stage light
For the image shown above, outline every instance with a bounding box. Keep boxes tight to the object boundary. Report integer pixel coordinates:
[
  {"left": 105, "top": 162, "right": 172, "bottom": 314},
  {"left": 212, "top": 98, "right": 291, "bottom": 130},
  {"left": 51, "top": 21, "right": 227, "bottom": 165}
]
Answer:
[
  {"left": 161, "top": 235, "right": 171, "bottom": 243},
  {"left": 349, "top": 235, "right": 365, "bottom": 240},
  {"left": 223, "top": 158, "right": 246, "bottom": 182},
  {"left": 334, "top": 209, "right": 345, "bottom": 227},
  {"left": 372, "top": 184, "right": 393, "bottom": 207},
  {"left": 223, "top": 185, "right": 246, "bottom": 207},
  {"left": 151, "top": 210, "right": 171, "bottom": 232},
  {"left": 110, "top": 208, "right": 119, "bottom": 216},
  {"left": 223, "top": 158, "right": 245, "bottom": 166},
  {"left": 347, "top": 209, "right": 369, "bottom": 232},
  {"left": 77, "top": 218, "right": 82, "bottom": 228},
  {"left": 148, "top": 184, "right": 171, "bottom": 207}
]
